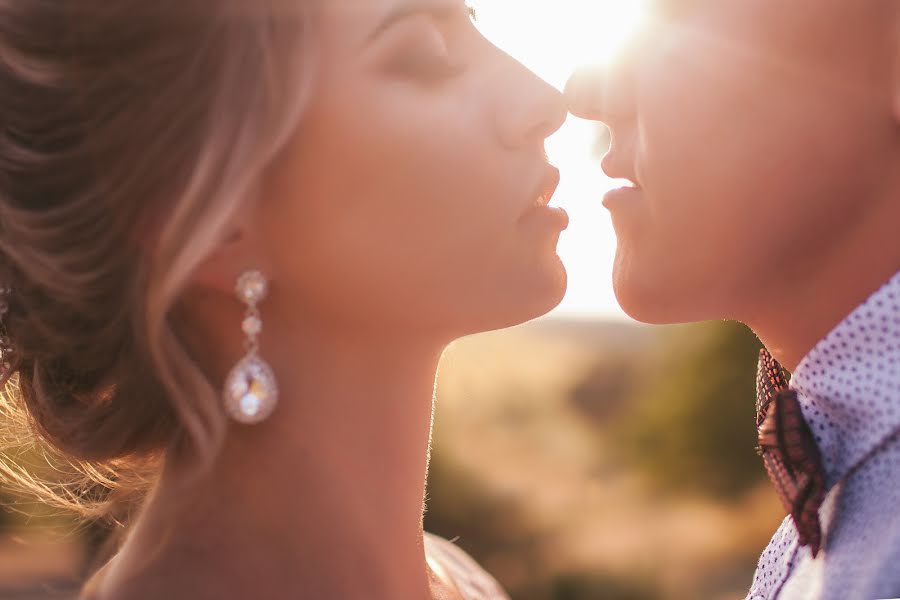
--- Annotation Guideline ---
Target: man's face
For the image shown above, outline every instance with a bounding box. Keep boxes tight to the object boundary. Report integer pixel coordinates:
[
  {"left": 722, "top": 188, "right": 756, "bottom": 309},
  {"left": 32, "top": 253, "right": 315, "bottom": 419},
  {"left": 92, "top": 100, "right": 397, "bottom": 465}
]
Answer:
[{"left": 567, "top": 0, "right": 898, "bottom": 324}]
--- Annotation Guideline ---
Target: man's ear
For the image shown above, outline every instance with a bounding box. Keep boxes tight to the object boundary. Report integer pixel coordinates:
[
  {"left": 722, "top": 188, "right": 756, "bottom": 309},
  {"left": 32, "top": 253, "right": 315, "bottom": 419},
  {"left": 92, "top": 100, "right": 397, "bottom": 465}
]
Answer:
[{"left": 893, "top": 16, "right": 900, "bottom": 124}]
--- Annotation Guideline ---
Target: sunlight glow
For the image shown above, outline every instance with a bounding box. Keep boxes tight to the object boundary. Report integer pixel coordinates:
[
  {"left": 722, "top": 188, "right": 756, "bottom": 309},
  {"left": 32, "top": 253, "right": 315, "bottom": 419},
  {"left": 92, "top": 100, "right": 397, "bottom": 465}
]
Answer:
[
  {"left": 554, "top": 0, "right": 648, "bottom": 67},
  {"left": 474, "top": 0, "right": 648, "bottom": 84},
  {"left": 474, "top": 1, "right": 649, "bottom": 320}
]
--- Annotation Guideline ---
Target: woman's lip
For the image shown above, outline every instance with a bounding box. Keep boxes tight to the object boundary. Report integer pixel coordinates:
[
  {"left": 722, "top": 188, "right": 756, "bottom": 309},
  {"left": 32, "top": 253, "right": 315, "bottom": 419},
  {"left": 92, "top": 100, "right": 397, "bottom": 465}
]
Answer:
[
  {"left": 519, "top": 205, "right": 569, "bottom": 230},
  {"left": 542, "top": 166, "right": 561, "bottom": 204},
  {"left": 519, "top": 165, "right": 561, "bottom": 221}
]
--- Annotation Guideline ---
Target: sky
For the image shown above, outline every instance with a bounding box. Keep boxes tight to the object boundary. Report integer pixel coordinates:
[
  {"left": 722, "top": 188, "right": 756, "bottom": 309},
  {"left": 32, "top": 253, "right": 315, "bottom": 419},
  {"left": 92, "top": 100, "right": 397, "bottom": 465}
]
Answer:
[{"left": 473, "top": 0, "right": 648, "bottom": 320}]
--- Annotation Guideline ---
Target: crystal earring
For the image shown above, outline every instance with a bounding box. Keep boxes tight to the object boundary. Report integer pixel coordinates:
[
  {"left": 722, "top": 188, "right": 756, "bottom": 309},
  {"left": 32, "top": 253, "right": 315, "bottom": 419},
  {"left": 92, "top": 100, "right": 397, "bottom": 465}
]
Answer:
[{"left": 222, "top": 270, "right": 279, "bottom": 424}]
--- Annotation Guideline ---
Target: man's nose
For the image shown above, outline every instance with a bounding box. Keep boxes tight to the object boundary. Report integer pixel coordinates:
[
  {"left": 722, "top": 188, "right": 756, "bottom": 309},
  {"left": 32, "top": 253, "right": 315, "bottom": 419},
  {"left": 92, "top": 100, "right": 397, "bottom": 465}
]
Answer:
[
  {"left": 564, "top": 65, "right": 608, "bottom": 122},
  {"left": 564, "top": 56, "right": 637, "bottom": 126}
]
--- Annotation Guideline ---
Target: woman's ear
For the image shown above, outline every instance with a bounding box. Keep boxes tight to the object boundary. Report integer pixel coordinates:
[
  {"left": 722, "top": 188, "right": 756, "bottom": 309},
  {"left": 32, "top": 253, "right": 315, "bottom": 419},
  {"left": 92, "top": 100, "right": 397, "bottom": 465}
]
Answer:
[{"left": 188, "top": 194, "right": 274, "bottom": 299}]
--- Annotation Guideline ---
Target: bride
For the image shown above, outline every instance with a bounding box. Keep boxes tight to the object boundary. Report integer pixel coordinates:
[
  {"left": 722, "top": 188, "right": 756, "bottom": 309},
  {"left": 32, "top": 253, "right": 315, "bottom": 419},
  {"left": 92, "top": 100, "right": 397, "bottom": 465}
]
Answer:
[{"left": 0, "top": 0, "right": 568, "bottom": 597}]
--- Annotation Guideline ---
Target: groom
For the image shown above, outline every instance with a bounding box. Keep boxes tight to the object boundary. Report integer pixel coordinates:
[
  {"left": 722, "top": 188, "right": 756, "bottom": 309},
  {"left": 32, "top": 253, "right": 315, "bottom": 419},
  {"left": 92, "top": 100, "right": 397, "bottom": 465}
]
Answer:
[{"left": 564, "top": 1, "right": 900, "bottom": 598}]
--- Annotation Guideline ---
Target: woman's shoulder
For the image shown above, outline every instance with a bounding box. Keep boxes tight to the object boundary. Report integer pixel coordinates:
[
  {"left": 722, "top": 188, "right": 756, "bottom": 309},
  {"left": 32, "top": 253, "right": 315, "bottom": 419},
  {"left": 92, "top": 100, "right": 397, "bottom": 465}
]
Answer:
[
  {"left": 424, "top": 532, "right": 511, "bottom": 600},
  {"left": 83, "top": 534, "right": 510, "bottom": 600}
]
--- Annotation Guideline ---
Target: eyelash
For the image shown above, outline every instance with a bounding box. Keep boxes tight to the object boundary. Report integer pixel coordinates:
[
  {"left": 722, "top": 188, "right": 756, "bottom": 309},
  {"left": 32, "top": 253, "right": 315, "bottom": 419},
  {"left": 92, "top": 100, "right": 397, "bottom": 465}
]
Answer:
[
  {"left": 392, "top": 50, "right": 463, "bottom": 83},
  {"left": 388, "top": 5, "right": 476, "bottom": 84}
]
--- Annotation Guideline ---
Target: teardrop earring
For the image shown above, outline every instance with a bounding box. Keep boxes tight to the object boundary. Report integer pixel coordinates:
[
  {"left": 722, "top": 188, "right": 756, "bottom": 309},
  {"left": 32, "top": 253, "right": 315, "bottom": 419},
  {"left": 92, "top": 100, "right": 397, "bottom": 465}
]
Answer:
[{"left": 222, "top": 270, "right": 279, "bottom": 424}]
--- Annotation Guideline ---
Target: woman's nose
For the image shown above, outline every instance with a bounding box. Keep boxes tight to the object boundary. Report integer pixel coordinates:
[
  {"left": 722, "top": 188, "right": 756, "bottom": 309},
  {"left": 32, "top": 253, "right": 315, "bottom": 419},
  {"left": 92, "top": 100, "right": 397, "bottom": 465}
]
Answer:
[{"left": 494, "top": 60, "right": 568, "bottom": 151}]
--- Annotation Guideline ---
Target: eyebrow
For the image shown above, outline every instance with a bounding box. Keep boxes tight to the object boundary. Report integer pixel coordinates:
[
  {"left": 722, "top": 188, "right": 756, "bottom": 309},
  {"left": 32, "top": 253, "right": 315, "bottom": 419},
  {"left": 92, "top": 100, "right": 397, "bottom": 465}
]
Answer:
[{"left": 362, "top": 0, "right": 466, "bottom": 47}]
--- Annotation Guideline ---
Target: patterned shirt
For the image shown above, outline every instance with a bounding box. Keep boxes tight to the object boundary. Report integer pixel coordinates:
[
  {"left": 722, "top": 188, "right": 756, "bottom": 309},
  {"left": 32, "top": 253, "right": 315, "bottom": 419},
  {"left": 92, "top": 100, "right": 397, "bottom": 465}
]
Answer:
[{"left": 747, "top": 271, "right": 900, "bottom": 599}]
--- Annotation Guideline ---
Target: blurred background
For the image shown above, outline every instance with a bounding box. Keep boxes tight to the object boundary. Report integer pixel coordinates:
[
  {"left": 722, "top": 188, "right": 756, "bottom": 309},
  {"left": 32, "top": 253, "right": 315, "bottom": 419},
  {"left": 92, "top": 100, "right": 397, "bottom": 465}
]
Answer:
[
  {"left": 426, "top": 319, "right": 781, "bottom": 600},
  {"left": 0, "top": 320, "right": 782, "bottom": 600},
  {"left": 0, "top": 1, "right": 785, "bottom": 599}
]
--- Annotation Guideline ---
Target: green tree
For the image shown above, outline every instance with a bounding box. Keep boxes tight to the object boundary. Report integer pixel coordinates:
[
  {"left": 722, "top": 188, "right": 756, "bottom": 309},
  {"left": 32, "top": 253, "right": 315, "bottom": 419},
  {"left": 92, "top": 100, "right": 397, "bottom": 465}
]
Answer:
[{"left": 613, "top": 321, "right": 765, "bottom": 497}]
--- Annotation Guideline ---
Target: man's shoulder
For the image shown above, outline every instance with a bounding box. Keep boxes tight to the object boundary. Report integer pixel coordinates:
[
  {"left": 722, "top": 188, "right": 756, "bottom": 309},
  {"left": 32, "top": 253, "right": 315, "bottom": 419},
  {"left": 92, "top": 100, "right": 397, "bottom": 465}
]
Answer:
[{"left": 799, "top": 436, "right": 900, "bottom": 598}]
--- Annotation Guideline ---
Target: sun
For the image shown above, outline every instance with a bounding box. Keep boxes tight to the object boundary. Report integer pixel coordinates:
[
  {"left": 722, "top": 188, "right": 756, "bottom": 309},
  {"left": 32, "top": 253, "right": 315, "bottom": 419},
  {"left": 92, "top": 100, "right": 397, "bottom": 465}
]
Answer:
[
  {"left": 473, "top": 0, "right": 649, "bottom": 87},
  {"left": 550, "top": 0, "right": 648, "bottom": 67}
]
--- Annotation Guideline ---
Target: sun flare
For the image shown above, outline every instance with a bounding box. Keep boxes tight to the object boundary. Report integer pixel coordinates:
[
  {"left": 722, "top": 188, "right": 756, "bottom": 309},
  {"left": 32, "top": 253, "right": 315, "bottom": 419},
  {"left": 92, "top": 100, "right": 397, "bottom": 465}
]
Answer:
[
  {"left": 474, "top": 0, "right": 648, "bottom": 86},
  {"left": 473, "top": 0, "right": 650, "bottom": 319},
  {"left": 550, "top": 0, "right": 648, "bottom": 67}
]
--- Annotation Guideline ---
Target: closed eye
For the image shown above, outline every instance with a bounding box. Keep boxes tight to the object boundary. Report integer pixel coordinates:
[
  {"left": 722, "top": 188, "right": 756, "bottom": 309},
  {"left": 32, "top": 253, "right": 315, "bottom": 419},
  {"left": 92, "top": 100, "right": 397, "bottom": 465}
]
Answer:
[{"left": 365, "top": 0, "right": 477, "bottom": 48}]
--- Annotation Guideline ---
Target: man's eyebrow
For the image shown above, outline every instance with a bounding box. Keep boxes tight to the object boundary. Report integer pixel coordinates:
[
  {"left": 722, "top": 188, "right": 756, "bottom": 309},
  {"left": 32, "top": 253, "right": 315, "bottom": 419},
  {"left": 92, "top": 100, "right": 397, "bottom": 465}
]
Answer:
[{"left": 361, "top": 0, "right": 466, "bottom": 47}]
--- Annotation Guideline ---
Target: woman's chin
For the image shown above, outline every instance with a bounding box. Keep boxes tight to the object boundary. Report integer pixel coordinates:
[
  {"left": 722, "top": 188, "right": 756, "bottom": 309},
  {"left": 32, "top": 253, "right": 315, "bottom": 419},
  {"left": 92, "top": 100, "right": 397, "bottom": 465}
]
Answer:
[
  {"left": 471, "top": 258, "right": 568, "bottom": 333},
  {"left": 408, "top": 256, "right": 567, "bottom": 339},
  {"left": 522, "top": 253, "right": 568, "bottom": 313}
]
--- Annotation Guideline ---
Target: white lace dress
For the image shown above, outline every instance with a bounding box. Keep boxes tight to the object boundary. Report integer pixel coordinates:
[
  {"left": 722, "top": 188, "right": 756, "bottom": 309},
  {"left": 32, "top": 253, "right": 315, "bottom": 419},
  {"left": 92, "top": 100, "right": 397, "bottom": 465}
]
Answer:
[
  {"left": 424, "top": 533, "right": 511, "bottom": 600},
  {"left": 81, "top": 533, "right": 510, "bottom": 600}
]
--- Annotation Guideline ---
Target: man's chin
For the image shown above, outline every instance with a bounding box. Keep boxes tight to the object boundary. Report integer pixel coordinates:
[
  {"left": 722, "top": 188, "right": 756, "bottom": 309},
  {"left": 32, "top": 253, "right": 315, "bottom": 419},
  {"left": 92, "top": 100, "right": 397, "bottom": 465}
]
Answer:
[{"left": 613, "top": 270, "right": 714, "bottom": 326}]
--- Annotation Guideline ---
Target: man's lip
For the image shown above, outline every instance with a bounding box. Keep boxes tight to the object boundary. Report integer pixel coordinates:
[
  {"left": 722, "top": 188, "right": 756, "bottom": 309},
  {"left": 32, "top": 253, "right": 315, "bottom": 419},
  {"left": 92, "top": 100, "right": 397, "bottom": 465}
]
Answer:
[
  {"left": 602, "top": 184, "right": 642, "bottom": 210},
  {"left": 601, "top": 154, "right": 640, "bottom": 189}
]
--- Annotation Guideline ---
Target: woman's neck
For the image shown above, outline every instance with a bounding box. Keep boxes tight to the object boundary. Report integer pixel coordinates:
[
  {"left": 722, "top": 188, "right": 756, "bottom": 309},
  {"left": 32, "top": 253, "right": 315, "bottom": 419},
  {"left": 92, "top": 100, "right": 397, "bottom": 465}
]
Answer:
[{"left": 104, "top": 325, "right": 449, "bottom": 599}]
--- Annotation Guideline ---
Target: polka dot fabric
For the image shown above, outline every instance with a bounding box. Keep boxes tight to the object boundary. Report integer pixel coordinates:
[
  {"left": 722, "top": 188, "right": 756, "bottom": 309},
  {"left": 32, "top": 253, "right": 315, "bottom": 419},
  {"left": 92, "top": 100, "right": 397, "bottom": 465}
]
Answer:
[{"left": 747, "top": 271, "right": 900, "bottom": 599}]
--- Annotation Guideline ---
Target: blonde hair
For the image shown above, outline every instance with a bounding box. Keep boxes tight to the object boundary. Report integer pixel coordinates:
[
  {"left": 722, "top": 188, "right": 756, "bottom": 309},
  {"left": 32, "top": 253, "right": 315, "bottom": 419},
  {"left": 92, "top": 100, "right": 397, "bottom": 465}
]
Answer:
[{"left": 0, "top": 0, "right": 315, "bottom": 525}]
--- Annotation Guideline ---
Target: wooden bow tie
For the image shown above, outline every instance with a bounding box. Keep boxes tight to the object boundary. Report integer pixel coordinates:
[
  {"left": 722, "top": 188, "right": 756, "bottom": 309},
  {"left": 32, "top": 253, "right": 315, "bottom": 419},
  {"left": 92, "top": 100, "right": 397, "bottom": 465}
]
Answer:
[{"left": 756, "top": 349, "right": 826, "bottom": 557}]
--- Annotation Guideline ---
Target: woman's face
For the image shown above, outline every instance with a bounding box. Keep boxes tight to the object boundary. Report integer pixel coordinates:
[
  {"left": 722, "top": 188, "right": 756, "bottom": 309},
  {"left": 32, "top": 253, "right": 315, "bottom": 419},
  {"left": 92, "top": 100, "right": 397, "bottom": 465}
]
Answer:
[
  {"left": 567, "top": 0, "right": 898, "bottom": 324},
  {"left": 258, "top": 0, "right": 568, "bottom": 337}
]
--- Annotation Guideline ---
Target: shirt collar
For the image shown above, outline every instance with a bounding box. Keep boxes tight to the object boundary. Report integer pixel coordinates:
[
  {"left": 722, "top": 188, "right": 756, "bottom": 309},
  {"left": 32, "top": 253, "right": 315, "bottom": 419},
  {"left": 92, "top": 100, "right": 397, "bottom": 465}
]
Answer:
[{"left": 789, "top": 270, "right": 900, "bottom": 488}]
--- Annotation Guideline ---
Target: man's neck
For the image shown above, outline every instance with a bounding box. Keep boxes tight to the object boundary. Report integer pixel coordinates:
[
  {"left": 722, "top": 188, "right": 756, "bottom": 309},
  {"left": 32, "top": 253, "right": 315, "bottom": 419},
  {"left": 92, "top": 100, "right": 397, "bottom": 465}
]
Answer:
[{"left": 746, "top": 213, "right": 900, "bottom": 371}]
